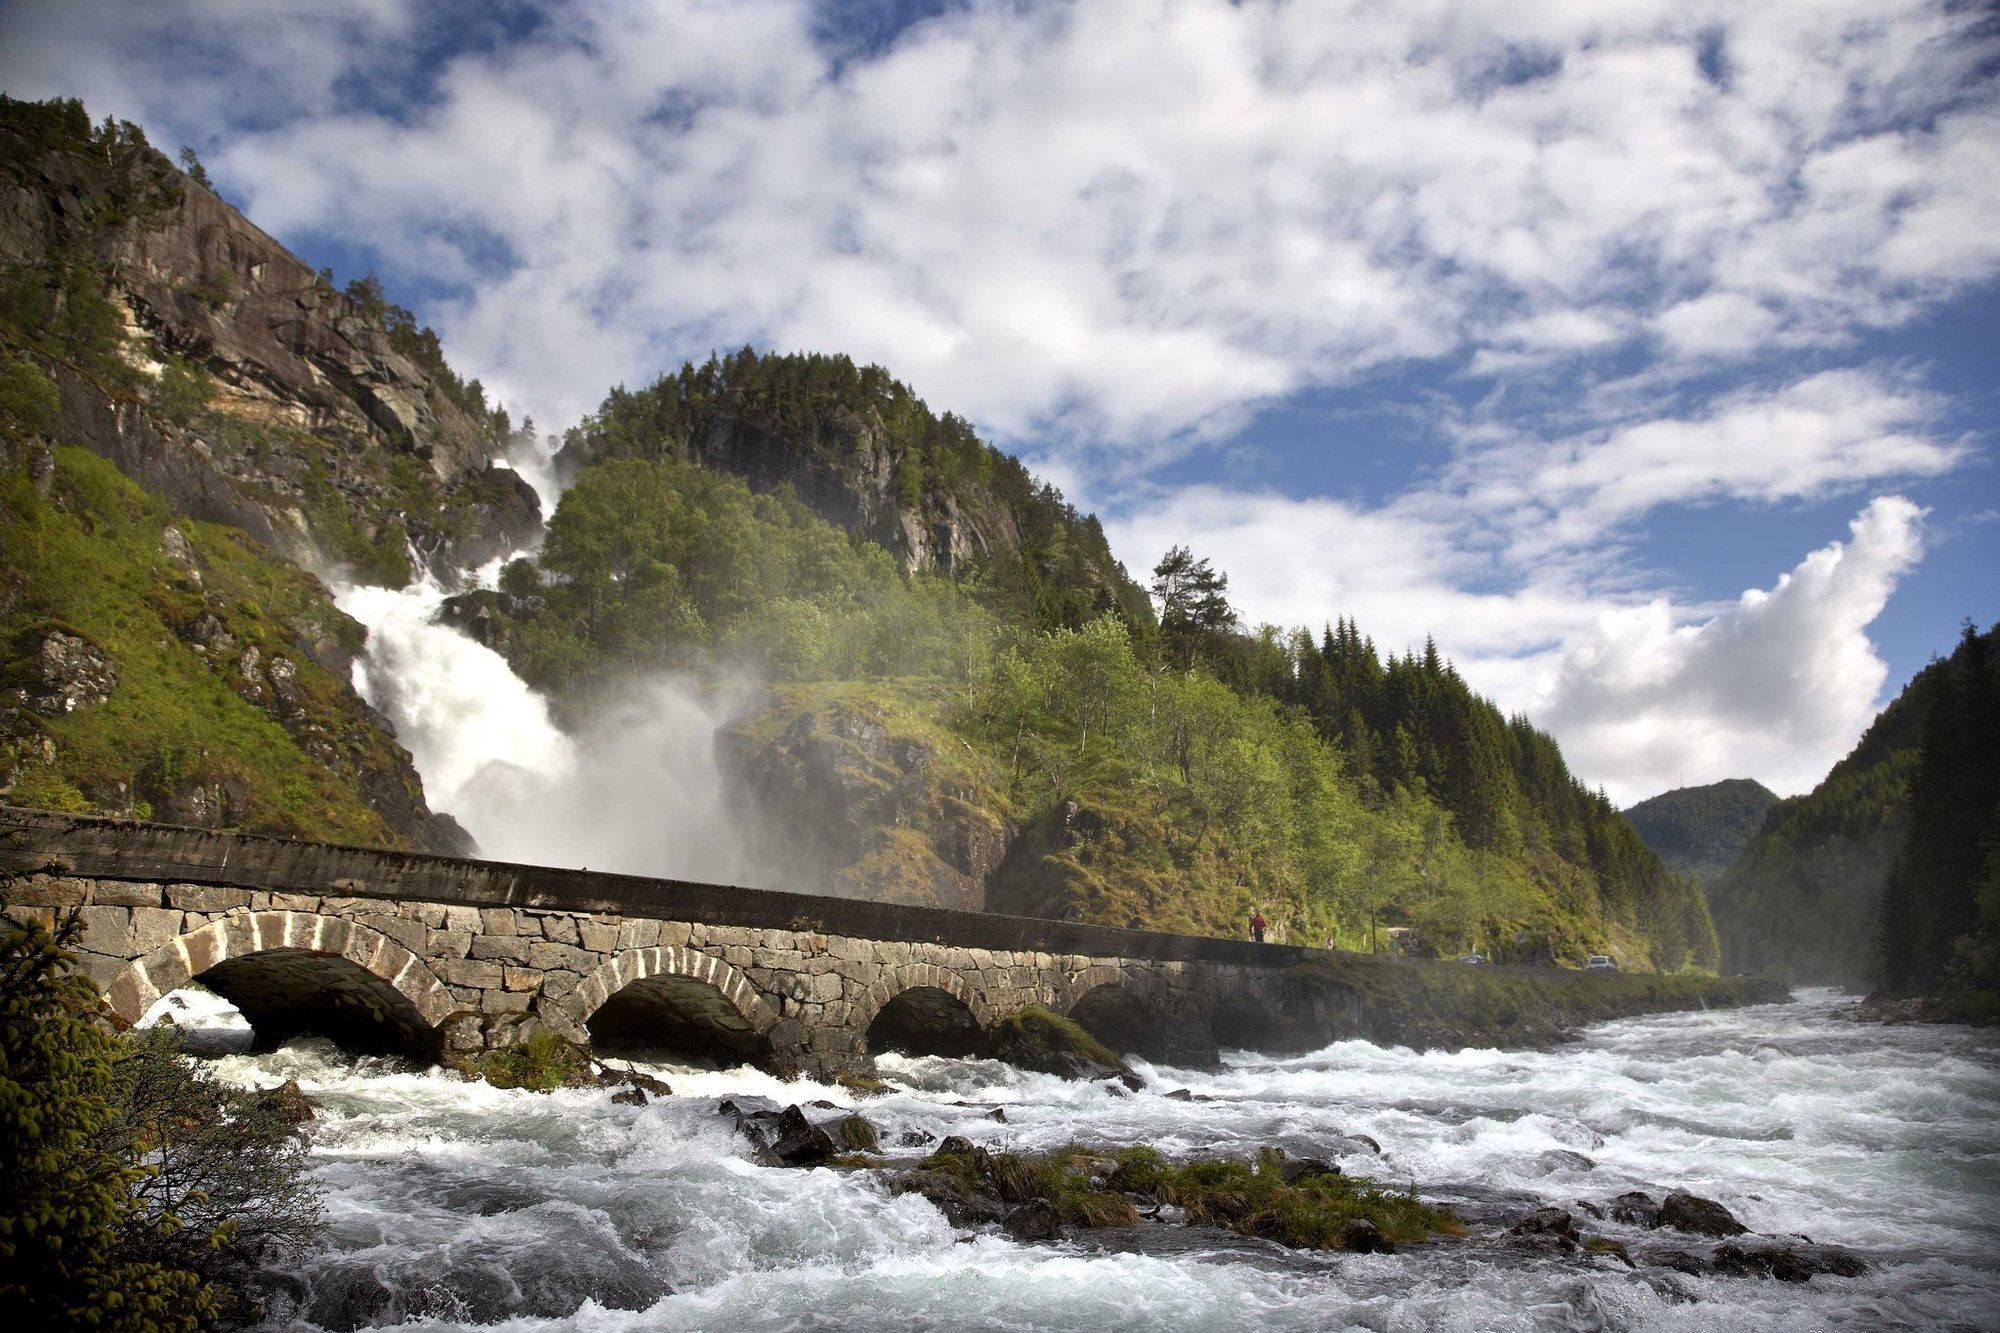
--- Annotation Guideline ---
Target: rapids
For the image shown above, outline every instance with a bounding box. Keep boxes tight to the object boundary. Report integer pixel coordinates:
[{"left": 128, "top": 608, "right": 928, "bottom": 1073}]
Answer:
[{"left": 184, "top": 990, "right": 1998, "bottom": 1332}]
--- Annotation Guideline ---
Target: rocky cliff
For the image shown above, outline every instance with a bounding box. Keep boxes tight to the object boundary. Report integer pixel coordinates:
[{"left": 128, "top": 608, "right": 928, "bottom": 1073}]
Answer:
[
  {"left": 0, "top": 97, "right": 541, "bottom": 587},
  {"left": 0, "top": 97, "right": 514, "bottom": 851}
]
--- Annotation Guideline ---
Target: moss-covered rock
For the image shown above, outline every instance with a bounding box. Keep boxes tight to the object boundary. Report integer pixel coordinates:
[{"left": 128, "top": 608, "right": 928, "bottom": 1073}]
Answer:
[
  {"left": 988, "top": 1004, "right": 1133, "bottom": 1082},
  {"left": 452, "top": 1030, "right": 594, "bottom": 1092}
]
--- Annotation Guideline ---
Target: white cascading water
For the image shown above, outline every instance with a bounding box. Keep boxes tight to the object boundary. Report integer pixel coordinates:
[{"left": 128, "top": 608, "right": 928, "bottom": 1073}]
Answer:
[
  {"left": 334, "top": 578, "right": 765, "bottom": 884},
  {"left": 171, "top": 990, "right": 1999, "bottom": 1331}
]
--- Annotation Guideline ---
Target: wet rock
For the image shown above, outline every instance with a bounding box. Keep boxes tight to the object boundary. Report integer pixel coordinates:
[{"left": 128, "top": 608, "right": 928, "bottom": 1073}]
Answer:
[
  {"left": 770, "top": 1105, "right": 836, "bottom": 1167},
  {"left": 1164, "top": 1088, "right": 1195, "bottom": 1101},
  {"left": 1279, "top": 1157, "right": 1340, "bottom": 1185},
  {"left": 1535, "top": 1149, "right": 1595, "bottom": 1174},
  {"left": 1582, "top": 1236, "right": 1635, "bottom": 1268},
  {"left": 597, "top": 1066, "right": 672, "bottom": 1098},
  {"left": 1607, "top": 1191, "right": 1661, "bottom": 1228},
  {"left": 1573, "top": 1199, "right": 1605, "bottom": 1220},
  {"left": 1649, "top": 1248, "right": 1711, "bottom": 1276},
  {"left": 1337, "top": 1134, "right": 1382, "bottom": 1155},
  {"left": 988, "top": 1006, "right": 1133, "bottom": 1083},
  {"left": 834, "top": 1113, "right": 880, "bottom": 1151},
  {"left": 1659, "top": 1189, "right": 1747, "bottom": 1237},
  {"left": 1712, "top": 1240, "right": 1867, "bottom": 1283},
  {"left": 1507, "top": 1206, "right": 1580, "bottom": 1253},
  {"left": 1342, "top": 1218, "right": 1394, "bottom": 1254},
  {"left": 1003, "top": 1199, "right": 1064, "bottom": 1242},
  {"left": 898, "top": 1128, "right": 937, "bottom": 1147},
  {"left": 256, "top": 1078, "right": 315, "bottom": 1127},
  {"left": 609, "top": 1087, "right": 648, "bottom": 1107},
  {"left": 991, "top": 1106, "right": 1008, "bottom": 1123},
  {"left": 887, "top": 1169, "right": 1007, "bottom": 1228}
]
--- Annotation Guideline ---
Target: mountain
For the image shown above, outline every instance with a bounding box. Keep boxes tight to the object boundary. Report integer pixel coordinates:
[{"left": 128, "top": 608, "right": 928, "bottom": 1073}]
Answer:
[
  {"left": 1707, "top": 623, "right": 1998, "bottom": 996},
  {"left": 1625, "top": 779, "right": 1780, "bottom": 886},
  {"left": 0, "top": 95, "right": 539, "bottom": 849}
]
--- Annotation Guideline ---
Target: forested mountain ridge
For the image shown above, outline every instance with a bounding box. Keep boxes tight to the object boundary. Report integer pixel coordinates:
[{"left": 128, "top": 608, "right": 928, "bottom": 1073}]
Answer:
[
  {"left": 478, "top": 378, "right": 1718, "bottom": 969},
  {"left": 1708, "top": 623, "right": 1999, "bottom": 1003},
  {"left": 0, "top": 95, "right": 531, "bottom": 849},
  {"left": 553, "top": 348, "right": 1153, "bottom": 634},
  {"left": 1625, "top": 779, "right": 1780, "bottom": 887}
]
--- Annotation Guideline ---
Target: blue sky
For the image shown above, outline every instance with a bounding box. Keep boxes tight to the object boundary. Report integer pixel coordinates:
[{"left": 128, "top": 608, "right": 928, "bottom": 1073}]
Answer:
[{"left": 3, "top": 0, "right": 1995, "bottom": 803}]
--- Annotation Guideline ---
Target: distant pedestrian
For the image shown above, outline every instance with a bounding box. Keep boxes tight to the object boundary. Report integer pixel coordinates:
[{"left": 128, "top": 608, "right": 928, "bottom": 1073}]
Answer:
[{"left": 1250, "top": 910, "right": 1267, "bottom": 944}]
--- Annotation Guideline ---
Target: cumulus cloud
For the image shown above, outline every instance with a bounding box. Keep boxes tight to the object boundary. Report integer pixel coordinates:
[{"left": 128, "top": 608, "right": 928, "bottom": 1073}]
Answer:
[
  {"left": 1533, "top": 496, "right": 1927, "bottom": 803},
  {"left": 3, "top": 0, "right": 1990, "bottom": 800},
  {"left": 4, "top": 0, "right": 1993, "bottom": 446}
]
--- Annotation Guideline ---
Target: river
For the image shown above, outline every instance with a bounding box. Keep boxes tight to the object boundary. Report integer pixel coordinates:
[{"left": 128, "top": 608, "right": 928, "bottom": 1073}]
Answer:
[{"left": 179, "top": 989, "right": 1997, "bottom": 1331}]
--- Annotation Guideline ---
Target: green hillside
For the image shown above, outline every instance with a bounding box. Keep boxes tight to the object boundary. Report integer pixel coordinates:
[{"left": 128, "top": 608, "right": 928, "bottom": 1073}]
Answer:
[{"left": 1625, "top": 779, "right": 1780, "bottom": 886}]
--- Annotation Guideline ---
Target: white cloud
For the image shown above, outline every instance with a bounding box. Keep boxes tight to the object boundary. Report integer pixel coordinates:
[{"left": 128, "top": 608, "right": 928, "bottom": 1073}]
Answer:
[
  {"left": 1533, "top": 496, "right": 1927, "bottom": 802},
  {"left": 7, "top": 0, "right": 1992, "bottom": 446}
]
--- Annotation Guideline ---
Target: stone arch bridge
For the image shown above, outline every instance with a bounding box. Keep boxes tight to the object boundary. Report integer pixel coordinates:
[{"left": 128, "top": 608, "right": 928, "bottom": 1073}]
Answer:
[{"left": 1, "top": 808, "right": 1347, "bottom": 1076}]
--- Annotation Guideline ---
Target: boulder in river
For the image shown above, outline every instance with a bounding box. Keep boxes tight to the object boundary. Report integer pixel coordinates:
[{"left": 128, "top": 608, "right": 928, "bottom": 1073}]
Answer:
[
  {"left": 988, "top": 1005, "right": 1134, "bottom": 1082},
  {"left": 1342, "top": 1218, "right": 1395, "bottom": 1254},
  {"left": 1712, "top": 1240, "right": 1867, "bottom": 1282},
  {"left": 1279, "top": 1157, "right": 1340, "bottom": 1185},
  {"left": 834, "top": 1113, "right": 880, "bottom": 1151},
  {"left": 1507, "top": 1206, "right": 1581, "bottom": 1253},
  {"left": 1658, "top": 1189, "right": 1748, "bottom": 1237},
  {"left": 1536, "top": 1149, "right": 1596, "bottom": 1174},
  {"left": 1004, "top": 1199, "right": 1065, "bottom": 1242},
  {"left": 770, "top": 1105, "right": 837, "bottom": 1166},
  {"left": 1607, "top": 1191, "right": 1662, "bottom": 1228},
  {"left": 256, "top": 1079, "right": 315, "bottom": 1127}
]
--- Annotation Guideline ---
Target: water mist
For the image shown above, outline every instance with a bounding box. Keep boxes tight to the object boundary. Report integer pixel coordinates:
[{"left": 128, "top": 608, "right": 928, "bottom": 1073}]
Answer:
[{"left": 336, "top": 579, "right": 773, "bottom": 884}]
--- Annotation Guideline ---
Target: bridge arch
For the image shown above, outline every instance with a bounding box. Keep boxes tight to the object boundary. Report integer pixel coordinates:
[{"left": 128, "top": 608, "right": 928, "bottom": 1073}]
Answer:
[
  {"left": 857, "top": 964, "right": 993, "bottom": 1058},
  {"left": 105, "top": 911, "right": 454, "bottom": 1059},
  {"left": 1065, "top": 972, "right": 1177, "bottom": 1062},
  {"left": 559, "top": 946, "right": 779, "bottom": 1066}
]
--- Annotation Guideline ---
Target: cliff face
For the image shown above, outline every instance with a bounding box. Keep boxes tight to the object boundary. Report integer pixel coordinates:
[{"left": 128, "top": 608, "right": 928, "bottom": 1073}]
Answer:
[
  {"left": 0, "top": 100, "right": 541, "bottom": 587},
  {"left": 0, "top": 98, "right": 511, "bottom": 852}
]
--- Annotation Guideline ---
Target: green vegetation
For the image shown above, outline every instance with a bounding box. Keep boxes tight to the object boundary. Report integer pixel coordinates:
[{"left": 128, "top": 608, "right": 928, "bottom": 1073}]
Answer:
[
  {"left": 1876, "top": 623, "right": 2000, "bottom": 1016},
  {"left": 454, "top": 1029, "right": 595, "bottom": 1090},
  {"left": 489, "top": 454, "right": 1000, "bottom": 700},
  {"left": 1706, "top": 626, "right": 1995, "bottom": 988},
  {"left": 915, "top": 1140, "right": 1456, "bottom": 1250},
  {"left": 0, "top": 447, "right": 400, "bottom": 844},
  {"left": 1, "top": 908, "right": 322, "bottom": 1329},
  {"left": 1624, "top": 779, "right": 1780, "bottom": 887},
  {"left": 557, "top": 347, "right": 1153, "bottom": 633}
]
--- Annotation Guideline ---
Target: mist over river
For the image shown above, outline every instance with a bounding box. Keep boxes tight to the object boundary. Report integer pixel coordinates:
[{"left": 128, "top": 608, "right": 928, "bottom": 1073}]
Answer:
[{"left": 170, "top": 990, "right": 2000, "bottom": 1332}]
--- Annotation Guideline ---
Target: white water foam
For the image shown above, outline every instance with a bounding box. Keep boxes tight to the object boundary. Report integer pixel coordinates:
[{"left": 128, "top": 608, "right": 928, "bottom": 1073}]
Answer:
[
  {"left": 227, "top": 992, "right": 1999, "bottom": 1332},
  {"left": 335, "top": 579, "right": 767, "bottom": 883}
]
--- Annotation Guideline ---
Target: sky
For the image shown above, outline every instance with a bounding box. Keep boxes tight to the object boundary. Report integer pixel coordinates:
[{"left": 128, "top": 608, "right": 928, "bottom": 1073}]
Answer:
[{"left": 3, "top": 0, "right": 1996, "bottom": 805}]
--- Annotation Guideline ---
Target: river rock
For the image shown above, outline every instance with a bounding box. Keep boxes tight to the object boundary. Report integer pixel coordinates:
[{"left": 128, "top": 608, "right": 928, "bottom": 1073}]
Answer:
[
  {"left": 1712, "top": 1240, "right": 1867, "bottom": 1282},
  {"left": 256, "top": 1078, "right": 315, "bottom": 1127},
  {"left": 1506, "top": 1206, "right": 1580, "bottom": 1253},
  {"left": 1279, "top": 1157, "right": 1340, "bottom": 1185},
  {"left": 610, "top": 1087, "right": 648, "bottom": 1106},
  {"left": 1607, "top": 1191, "right": 1662, "bottom": 1227},
  {"left": 1649, "top": 1248, "right": 1711, "bottom": 1276},
  {"left": 1536, "top": 1149, "right": 1595, "bottom": 1174},
  {"left": 898, "top": 1128, "right": 937, "bottom": 1147},
  {"left": 770, "top": 1105, "right": 836, "bottom": 1166},
  {"left": 1339, "top": 1134, "right": 1382, "bottom": 1155},
  {"left": 1342, "top": 1218, "right": 1394, "bottom": 1254},
  {"left": 834, "top": 1113, "right": 880, "bottom": 1151},
  {"left": 1658, "top": 1189, "right": 1748, "bottom": 1237},
  {"left": 1003, "top": 1199, "right": 1064, "bottom": 1241}
]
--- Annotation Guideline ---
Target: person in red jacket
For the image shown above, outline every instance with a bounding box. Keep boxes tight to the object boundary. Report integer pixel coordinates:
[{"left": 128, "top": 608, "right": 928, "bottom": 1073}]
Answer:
[{"left": 1250, "top": 909, "right": 1267, "bottom": 944}]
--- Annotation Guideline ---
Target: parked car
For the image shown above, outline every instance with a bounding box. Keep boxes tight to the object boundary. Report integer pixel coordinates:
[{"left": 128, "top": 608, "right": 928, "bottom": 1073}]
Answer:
[
  {"left": 1457, "top": 952, "right": 1485, "bottom": 965},
  {"left": 1585, "top": 955, "right": 1618, "bottom": 972}
]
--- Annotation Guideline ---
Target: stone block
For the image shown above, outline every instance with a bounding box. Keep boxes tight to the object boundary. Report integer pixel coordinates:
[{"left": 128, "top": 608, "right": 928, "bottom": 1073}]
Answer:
[
  {"left": 481, "top": 989, "right": 533, "bottom": 1015},
  {"left": 617, "top": 919, "right": 661, "bottom": 949},
  {"left": 443, "top": 905, "right": 483, "bottom": 934},
  {"left": 269, "top": 892, "right": 319, "bottom": 912},
  {"left": 440, "top": 958, "right": 504, "bottom": 988},
  {"left": 503, "top": 966, "right": 544, "bottom": 992},
  {"left": 417, "top": 905, "right": 448, "bottom": 928},
  {"left": 723, "top": 945, "right": 751, "bottom": 968},
  {"left": 579, "top": 920, "right": 619, "bottom": 952},
  {"left": 76, "top": 905, "right": 132, "bottom": 957},
  {"left": 130, "top": 906, "right": 184, "bottom": 953},
  {"left": 541, "top": 971, "right": 581, "bottom": 999},
  {"left": 469, "top": 935, "right": 530, "bottom": 962},
  {"left": 443, "top": 1014, "right": 484, "bottom": 1052},
  {"left": 480, "top": 908, "right": 518, "bottom": 937},
  {"left": 360, "top": 914, "right": 427, "bottom": 952},
  {"left": 658, "top": 921, "right": 692, "bottom": 949},
  {"left": 811, "top": 971, "right": 844, "bottom": 1002},
  {"left": 538, "top": 915, "right": 581, "bottom": 945},
  {"left": 527, "top": 940, "right": 594, "bottom": 972},
  {"left": 429, "top": 929, "right": 474, "bottom": 959},
  {"left": 89, "top": 881, "right": 163, "bottom": 908},
  {"left": 3, "top": 905, "right": 56, "bottom": 931},
  {"left": 166, "top": 885, "right": 252, "bottom": 912},
  {"left": 75, "top": 949, "right": 127, "bottom": 989}
]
